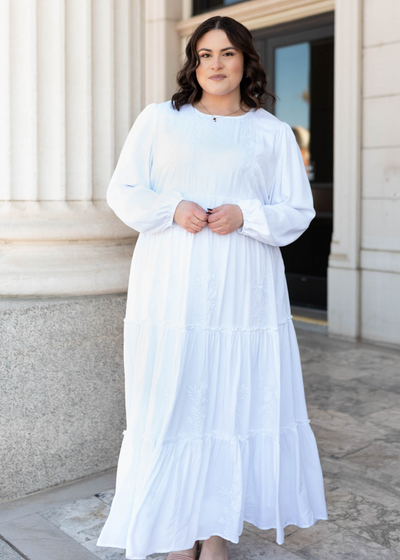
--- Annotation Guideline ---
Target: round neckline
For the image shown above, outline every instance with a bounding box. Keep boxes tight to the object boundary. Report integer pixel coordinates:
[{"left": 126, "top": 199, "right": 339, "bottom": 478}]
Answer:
[{"left": 191, "top": 104, "right": 255, "bottom": 119}]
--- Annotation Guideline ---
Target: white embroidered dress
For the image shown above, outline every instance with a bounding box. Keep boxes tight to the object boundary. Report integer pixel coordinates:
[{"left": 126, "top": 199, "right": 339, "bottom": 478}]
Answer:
[{"left": 96, "top": 100, "right": 328, "bottom": 559}]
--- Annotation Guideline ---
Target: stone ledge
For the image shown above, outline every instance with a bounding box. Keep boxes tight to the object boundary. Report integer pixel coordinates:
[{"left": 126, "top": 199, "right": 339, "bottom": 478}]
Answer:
[
  {"left": 0, "top": 241, "right": 134, "bottom": 296},
  {"left": 0, "top": 200, "right": 136, "bottom": 241}
]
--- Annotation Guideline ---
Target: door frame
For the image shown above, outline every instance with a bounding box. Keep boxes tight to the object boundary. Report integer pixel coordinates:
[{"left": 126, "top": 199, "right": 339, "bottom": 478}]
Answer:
[
  {"left": 252, "top": 4, "right": 362, "bottom": 339},
  {"left": 252, "top": 13, "right": 334, "bottom": 310}
]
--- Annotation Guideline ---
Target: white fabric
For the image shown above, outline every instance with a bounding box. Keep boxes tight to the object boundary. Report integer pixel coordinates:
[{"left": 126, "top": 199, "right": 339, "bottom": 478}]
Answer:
[{"left": 96, "top": 100, "right": 328, "bottom": 559}]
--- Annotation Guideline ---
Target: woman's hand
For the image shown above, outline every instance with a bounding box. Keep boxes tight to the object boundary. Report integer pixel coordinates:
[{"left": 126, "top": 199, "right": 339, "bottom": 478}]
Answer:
[
  {"left": 174, "top": 200, "right": 209, "bottom": 233},
  {"left": 207, "top": 204, "right": 244, "bottom": 235}
]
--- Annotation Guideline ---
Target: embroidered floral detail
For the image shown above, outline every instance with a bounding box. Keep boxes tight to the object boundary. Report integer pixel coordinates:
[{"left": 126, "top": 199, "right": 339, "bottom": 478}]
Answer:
[
  {"left": 234, "top": 383, "right": 250, "bottom": 435},
  {"left": 237, "top": 120, "right": 255, "bottom": 198},
  {"left": 235, "top": 116, "right": 262, "bottom": 199},
  {"left": 261, "top": 378, "right": 279, "bottom": 432},
  {"left": 236, "top": 160, "right": 255, "bottom": 199},
  {"left": 251, "top": 273, "right": 269, "bottom": 328},
  {"left": 187, "top": 383, "right": 209, "bottom": 436},
  {"left": 195, "top": 272, "right": 218, "bottom": 328},
  {"left": 218, "top": 482, "right": 242, "bottom": 535}
]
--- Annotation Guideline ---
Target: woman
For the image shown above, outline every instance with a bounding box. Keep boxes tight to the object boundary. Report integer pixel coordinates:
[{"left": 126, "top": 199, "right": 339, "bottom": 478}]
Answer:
[{"left": 97, "top": 15, "right": 328, "bottom": 560}]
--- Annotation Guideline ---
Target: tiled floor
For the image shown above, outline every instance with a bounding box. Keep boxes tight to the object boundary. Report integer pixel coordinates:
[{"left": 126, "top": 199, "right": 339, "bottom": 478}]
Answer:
[{"left": 1, "top": 328, "right": 400, "bottom": 560}]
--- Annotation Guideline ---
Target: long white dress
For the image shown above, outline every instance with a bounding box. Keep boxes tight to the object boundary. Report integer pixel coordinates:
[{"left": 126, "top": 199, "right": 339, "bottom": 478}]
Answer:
[{"left": 96, "top": 100, "right": 328, "bottom": 559}]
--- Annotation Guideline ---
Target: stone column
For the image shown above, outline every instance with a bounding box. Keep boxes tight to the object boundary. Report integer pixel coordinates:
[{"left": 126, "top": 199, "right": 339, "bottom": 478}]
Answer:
[
  {"left": 359, "top": 0, "right": 400, "bottom": 346},
  {"left": 327, "top": 0, "right": 362, "bottom": 340},
  {"left": 0, "top": 0, "right": 143, "bottom": 296}
]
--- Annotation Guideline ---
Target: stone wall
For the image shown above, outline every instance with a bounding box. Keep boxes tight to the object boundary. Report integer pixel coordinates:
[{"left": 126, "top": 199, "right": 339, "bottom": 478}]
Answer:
[{"left": 0, "top": 294, "right": 126, "bottom": 503}]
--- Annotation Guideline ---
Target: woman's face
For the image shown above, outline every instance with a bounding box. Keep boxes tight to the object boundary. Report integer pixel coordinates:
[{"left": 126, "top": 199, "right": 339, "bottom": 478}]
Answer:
[{"left": 195, "top": 29, "right": 245, "bottom": 98}]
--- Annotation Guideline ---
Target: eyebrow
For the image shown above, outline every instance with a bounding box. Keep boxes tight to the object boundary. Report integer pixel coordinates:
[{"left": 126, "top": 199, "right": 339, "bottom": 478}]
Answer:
[{"left": 197, "top": 47, "right": 237, "bottom": 53}]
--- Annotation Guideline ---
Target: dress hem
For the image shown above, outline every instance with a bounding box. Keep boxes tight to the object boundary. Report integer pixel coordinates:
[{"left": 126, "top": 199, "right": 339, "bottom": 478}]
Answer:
[{"left": 97, "top": 515, "right": 330, "bottom": 559}]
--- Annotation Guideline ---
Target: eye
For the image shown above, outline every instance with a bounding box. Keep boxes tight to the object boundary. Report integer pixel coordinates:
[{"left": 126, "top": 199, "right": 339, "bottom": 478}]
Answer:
[{"left": 200, "top": 52, "right": 235, "bottom": 58}]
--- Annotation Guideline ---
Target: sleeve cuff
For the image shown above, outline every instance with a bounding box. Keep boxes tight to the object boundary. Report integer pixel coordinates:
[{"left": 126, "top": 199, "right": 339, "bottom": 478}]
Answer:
[
  {"left": 158, "top": 190, "right": 185, "bottom": 227},
  {"left": 235, "top": 199, "right": 263, "bottom": 235}
]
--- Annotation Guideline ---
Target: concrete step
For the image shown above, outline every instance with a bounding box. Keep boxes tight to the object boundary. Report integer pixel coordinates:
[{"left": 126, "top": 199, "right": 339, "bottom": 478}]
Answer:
[{"left": 291, "top": 305, "right": 328, "bottom": 335}]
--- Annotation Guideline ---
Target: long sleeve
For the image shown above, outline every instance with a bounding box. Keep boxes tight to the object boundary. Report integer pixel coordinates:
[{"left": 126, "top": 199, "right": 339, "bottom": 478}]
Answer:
[
  {"left": 106, "top": 102, "right": 185, "bottom": 234},
  {"left": 236, "top": 121, "right": 316, "bottom": 247}
]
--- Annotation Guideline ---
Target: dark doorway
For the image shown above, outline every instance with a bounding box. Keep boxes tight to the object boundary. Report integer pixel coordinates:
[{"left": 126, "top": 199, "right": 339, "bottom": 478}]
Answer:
[
  {"left": 193, "top": 0, "right": 252, "bottom": 16},
  {"left": 253, "top": 13, "right": 334, "bottom": 310}
]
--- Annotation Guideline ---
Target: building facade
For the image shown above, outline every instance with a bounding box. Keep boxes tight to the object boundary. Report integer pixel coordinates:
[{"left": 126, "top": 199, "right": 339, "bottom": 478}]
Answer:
[{"left": 1, "top": 0, "right": 399, "bottom": 501}]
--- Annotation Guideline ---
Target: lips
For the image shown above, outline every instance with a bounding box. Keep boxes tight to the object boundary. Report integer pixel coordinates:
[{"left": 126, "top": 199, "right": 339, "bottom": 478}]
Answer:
[{"left": 209, "top": 75, "right": 226, "bottom": 81}]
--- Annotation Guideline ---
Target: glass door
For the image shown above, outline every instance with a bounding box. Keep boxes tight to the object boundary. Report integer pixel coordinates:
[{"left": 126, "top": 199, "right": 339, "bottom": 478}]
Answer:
[{"left": 253, "top": 14, "right": 334, "bottom": 309}]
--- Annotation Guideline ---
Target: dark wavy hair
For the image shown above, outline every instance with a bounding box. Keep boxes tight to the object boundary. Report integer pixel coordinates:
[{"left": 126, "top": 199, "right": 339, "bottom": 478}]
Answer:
[{"left": 171, "top": 15, "right": 277, "bottom": 111}]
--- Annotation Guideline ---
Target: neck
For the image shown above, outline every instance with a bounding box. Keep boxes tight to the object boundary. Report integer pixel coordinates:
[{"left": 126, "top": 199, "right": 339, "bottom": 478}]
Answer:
[{"left": 198, "top": 91, "right": 244, "bottom": 115}]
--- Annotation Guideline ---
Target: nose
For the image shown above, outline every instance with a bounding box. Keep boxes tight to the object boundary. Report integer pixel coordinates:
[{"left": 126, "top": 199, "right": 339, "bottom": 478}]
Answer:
[
  {"left": 211, "top": 54, "right": 223, "bottom": 69},
  {"left": 211, "top": 55, "right": 224, "bottom": 70}
]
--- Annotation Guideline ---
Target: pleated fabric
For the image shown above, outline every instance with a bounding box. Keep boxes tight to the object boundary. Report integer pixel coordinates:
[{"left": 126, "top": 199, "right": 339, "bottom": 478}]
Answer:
[{"left": 96, "top": 101, "right": 328, "bottom": 559}]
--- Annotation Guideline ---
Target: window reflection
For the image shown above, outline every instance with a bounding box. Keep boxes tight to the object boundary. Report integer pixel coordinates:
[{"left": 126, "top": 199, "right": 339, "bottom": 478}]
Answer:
[{"left": 275, "top": 42, "right": 315, "bottom": 181}]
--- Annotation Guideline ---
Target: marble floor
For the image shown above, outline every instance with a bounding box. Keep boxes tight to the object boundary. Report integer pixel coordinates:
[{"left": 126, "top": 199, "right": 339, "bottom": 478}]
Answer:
[{"left": 1, "top": 328, "right": 400, "bottom": 560}]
